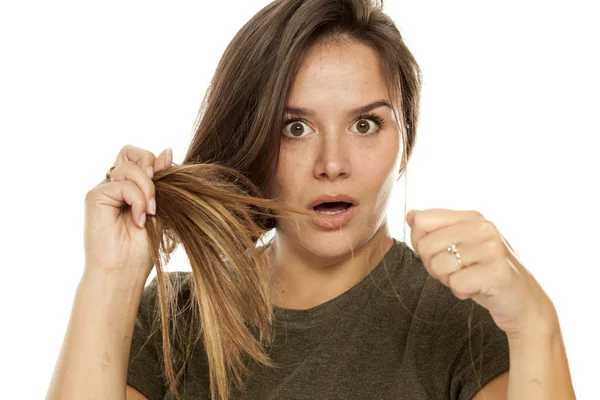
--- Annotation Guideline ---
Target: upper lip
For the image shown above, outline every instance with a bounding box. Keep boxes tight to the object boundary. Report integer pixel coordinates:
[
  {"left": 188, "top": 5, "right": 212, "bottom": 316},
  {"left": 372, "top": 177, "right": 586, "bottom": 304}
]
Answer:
[{"left": 308, "top": 194, "right": 358, "bottom": 210}]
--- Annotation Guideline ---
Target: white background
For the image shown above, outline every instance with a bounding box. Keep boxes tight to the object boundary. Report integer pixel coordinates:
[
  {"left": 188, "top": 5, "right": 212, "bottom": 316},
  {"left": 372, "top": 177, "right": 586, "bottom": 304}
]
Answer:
[{"left": 1, "top": 0, "right": 598, "bottom": 398}]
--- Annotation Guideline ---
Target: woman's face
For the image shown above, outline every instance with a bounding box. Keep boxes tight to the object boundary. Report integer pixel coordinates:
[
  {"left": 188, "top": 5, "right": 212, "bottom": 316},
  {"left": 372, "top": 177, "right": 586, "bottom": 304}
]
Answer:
[{"left": 272, "top": 38, "right": 402, "bottom": 258}]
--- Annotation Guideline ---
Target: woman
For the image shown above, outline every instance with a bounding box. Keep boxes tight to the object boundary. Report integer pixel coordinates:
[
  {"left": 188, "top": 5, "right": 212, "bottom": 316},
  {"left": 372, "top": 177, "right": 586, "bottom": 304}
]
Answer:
[{"left": 47, "top": 0, "right": 575, "bottom": 399}]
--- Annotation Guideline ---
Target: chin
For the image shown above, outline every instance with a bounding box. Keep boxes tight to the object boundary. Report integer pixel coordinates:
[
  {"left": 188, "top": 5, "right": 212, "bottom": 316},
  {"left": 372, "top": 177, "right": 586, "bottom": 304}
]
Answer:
[
  {"left": 282, "top": 221, "right": 381, "bottom": 263},
  {"left": 302, "top": 232, "right": 369, "bottom": 259}
]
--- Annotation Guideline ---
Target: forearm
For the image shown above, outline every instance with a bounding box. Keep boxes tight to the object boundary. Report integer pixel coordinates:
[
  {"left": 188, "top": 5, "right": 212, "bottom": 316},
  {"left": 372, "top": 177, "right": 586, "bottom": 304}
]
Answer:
[
  {"left": 46, "top": 269, "right": 146, "bottom": 400},
  {"left": 507, "top": 317, "right": 576, "bottom": 400}
]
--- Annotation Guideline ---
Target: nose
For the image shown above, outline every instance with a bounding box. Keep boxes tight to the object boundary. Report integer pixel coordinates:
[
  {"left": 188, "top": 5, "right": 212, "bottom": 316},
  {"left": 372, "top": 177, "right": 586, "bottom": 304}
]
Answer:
[{"left": 313, "top": 133, "right": 350, "bottom": 181}]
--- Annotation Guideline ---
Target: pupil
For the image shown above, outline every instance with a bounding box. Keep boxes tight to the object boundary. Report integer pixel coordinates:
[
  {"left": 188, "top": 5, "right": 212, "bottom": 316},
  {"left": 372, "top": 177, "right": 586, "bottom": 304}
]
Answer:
[
  {"left": 292, "top": 122, "right": 304, "bottom": 136},
  {"left": 357, "top": 119, "right": 369, "bottom": 134}
]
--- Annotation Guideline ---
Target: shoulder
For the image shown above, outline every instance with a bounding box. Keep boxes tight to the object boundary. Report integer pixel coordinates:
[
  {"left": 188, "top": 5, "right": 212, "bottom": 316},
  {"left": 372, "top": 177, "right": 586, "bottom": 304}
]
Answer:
[
  {"left": 383, "top": 239, "right": 436, "bottom": 304},
  {"left": 137, "top": 271, "right": 195, "bottom": 328},
  {"left": 142, "top": 271, "right": 193, "bottom": 301},
  {"left": 145, "top": 270, "right": 192, "bottom": 290}
]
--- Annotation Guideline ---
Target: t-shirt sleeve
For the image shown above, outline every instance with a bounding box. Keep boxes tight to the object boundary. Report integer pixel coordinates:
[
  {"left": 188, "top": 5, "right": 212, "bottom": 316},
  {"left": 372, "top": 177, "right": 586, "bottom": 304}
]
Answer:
[
  {"left": 415, "top": 273, "right": 510, "bottom": 400},
  {"left": 126, "top": 276, "right": 167, "bottom": 400},
  {"left": 402, "top": 251, "right": 511, "bottom": 400},
  {"left": 447, "top": 295, "right": 510, "bottom": 400}
]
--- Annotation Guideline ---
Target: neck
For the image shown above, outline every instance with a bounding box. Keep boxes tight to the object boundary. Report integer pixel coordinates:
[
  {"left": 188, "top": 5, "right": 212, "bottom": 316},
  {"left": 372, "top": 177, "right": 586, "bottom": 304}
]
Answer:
[{"left": 265, "top": 223, "right": 394, "bottom": 310}]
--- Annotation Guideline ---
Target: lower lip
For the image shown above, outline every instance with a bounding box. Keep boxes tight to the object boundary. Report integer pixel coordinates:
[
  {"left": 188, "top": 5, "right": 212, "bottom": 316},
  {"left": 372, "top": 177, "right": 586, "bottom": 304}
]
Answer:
[{"left": 311, "top": 205, "right": 357, "bottom": 230}]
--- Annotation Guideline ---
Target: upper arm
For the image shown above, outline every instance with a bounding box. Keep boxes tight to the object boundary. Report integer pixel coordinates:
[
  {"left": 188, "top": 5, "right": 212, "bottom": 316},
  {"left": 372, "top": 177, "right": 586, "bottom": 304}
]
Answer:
[
  {"left": 472, "top": 371, "right": 509, "bottom": 400},
  {"left": 126, "top": 384, "right": 150, "bottom": 400}
]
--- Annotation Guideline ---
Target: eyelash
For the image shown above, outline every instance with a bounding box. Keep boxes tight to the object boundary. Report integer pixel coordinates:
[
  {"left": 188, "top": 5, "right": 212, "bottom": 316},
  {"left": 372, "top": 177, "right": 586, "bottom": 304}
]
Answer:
[{"left": 282, "top": 112, "right": 386, "bottom": 138}]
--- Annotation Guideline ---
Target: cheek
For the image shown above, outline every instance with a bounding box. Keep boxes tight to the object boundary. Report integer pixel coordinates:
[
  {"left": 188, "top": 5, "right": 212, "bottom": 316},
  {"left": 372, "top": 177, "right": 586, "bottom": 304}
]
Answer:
[
  {"left": 355, "top": 134, "right": 400, "bottom": 181},
  {"left": 354, "top": 135, "right": 400, "bottom": 210},
  {"left": 273, "top": 145, "right": 305, "bottom": 200}
]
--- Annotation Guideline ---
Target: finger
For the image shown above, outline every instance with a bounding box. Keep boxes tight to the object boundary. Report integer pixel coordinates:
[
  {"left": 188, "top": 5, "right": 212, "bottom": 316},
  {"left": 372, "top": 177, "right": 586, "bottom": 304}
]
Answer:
[
  {"left": 114, "top": 144, "right": 158, "bottom": 179},
  {"left": 93, "top": 180, "right": 148, "bottom": 228},
  {"left": 108, "top": 161, "right": 156, "bottom": 215},
  {"left": 415, "top": 220, "right": 498, "bottom": 266},
  {"left": 429, "top": 239, "right": 499, "bottom": 286},
  {"left": 410, "top": 209, "right": 485, "bottom": 251},
  {"left": 415, "top": 220, "right": 492, "bottom": 264},
  {"left": 154, "top": 147, "right": 173, "bottom": 172},
  {"left": 428, "top": 249, "right": 467, "bottom": 286},
  {"left": 447, "top": 259, "right": 517, "bottom": 300}
]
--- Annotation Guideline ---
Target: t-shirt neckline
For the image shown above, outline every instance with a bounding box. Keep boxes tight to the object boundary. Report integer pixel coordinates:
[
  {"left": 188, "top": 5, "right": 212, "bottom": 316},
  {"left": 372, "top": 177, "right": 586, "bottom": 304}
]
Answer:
[{"left": 272, "top": 239, "right": 404, "bottom": 328}]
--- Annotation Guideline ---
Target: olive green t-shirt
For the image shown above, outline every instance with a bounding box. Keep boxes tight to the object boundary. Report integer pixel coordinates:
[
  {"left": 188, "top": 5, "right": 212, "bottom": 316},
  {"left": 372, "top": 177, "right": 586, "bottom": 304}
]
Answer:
[{"left": 127, "top": 239, "right": 509, "bottom": 399}]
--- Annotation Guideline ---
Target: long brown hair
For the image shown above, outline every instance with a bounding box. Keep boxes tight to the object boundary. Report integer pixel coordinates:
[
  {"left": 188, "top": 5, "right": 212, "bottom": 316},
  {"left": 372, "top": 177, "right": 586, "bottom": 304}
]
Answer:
[{"left": 143, "top": 1, "right": 422, "bottom": 399}]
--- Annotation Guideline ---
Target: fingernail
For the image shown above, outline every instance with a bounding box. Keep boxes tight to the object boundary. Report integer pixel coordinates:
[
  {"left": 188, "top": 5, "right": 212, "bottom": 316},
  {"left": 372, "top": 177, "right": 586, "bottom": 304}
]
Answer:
[
  {"left": 167, "top": 148, "right": 173, "bottom": 163},
  {"left": 146, "top": 166, "right": 154, "bottom": 179},
  {"left": 148, "top": 198, "right": 156, "bottom": 215},
  {"left": 140, "top": 213, "right": 146, "bottom": 228}
]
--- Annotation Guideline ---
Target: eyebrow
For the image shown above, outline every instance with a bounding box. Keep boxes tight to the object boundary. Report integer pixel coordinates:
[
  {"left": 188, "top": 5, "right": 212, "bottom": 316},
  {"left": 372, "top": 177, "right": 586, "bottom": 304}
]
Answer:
[{"left": 284, "top": 100, "right": 393, "bottom": 117}]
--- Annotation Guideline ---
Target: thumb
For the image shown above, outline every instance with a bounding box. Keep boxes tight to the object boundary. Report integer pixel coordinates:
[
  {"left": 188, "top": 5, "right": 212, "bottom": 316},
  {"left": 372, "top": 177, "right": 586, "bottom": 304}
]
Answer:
[{"left": 406, "top": 210, "right": 418, "bottom": 227}]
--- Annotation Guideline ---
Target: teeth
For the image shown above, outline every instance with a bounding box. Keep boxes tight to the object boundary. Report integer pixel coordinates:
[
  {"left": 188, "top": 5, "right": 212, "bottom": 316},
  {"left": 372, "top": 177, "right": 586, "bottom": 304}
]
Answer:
[{"left": 316, "top": 209, "right": 347, "bottom": 215}]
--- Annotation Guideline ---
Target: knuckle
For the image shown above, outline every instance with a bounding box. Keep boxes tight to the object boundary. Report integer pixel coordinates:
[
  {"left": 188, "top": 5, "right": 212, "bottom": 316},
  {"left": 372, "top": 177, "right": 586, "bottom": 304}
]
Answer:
[
  {"left": 119, "top": 160, "right": 139, "bottom": 175},
  {"left": 130, "top": 147, "right": 154, "bottom": 166},
  {"left": 123, "top": 162, "right": 154, "bottom": 196},
  {"left": 478, "top": 220, "right": 497, "bottom": 236},
  {"left": 485, "top": 239, "right": 503, "bottom": 257},
  {"left": 84, "top": 188, "right": 96, "bottom": 202},
  {"left": 119, "top": 144, "right": 135, "bottom": 158},
  {"left": 115, "top": 145, "right": 133, "bottom": 166},
  {"left": 470, "top": 209, "right": 485, "bottom": 219}
]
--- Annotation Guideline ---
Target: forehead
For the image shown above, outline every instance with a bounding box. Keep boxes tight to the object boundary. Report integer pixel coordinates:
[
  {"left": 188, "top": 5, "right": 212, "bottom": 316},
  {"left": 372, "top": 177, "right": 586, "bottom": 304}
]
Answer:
[{"left": 288, "top": 38, "right": 389, "bottom": 105}]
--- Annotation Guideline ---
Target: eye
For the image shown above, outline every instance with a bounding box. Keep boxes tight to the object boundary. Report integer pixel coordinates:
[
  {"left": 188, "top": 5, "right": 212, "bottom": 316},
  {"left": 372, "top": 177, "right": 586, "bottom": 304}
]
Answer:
[
  {"left": 350, "top": 113, "right": 386, "bottom": 135},
  {"left": 282, "top": 112, "right": 386, "bottom": 139},
  {"left": 282, "top": 116, "right": 314, "bottom": 138}
]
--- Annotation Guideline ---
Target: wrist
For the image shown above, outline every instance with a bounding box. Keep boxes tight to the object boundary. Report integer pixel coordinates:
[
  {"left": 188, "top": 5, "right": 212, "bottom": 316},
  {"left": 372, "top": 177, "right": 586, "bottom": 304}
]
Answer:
[
  {"left": 505, "top": 315, "right": 575, "bottom": 400},
  {"left": 82, "top": 265, "right": 149, "bottom": 288},
  {"left": 73, "top": 269, "right": 148, "bottom": 342},
  {"left": 79, "top": 267, "right": 148, "bottom": 307},
  {"left": 506, "top": 302, "right": 561, "bottom": 344}
]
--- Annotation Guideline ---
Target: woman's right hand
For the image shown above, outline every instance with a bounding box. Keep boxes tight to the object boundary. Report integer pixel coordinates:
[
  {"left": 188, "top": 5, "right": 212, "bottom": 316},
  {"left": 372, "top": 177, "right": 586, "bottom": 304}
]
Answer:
[{"left": 83, "top": 145, "right": 173, "bottom": 281}]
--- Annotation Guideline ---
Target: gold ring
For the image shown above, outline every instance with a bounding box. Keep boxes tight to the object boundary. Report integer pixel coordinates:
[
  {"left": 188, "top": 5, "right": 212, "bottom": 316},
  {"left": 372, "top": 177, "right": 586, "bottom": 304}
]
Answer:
[
  {"left": 446, "top": 243, "right": 466, "bottom": 269},
  {"left": 105, "top": 166, "right": 116, "bottom": 183}
]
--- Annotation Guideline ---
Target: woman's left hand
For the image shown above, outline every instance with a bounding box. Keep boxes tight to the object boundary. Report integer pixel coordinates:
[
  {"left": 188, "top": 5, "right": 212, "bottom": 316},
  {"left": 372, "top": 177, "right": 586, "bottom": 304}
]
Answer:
[{"left": 406, "top": 208, "right": 559, "bottom": 340}]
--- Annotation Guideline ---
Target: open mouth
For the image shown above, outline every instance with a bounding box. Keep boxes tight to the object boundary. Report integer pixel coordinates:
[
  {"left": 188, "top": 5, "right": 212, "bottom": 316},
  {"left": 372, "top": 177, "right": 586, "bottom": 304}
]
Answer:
[{"left": 313, "top": 201, "right": 354, "bottom": 215}]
